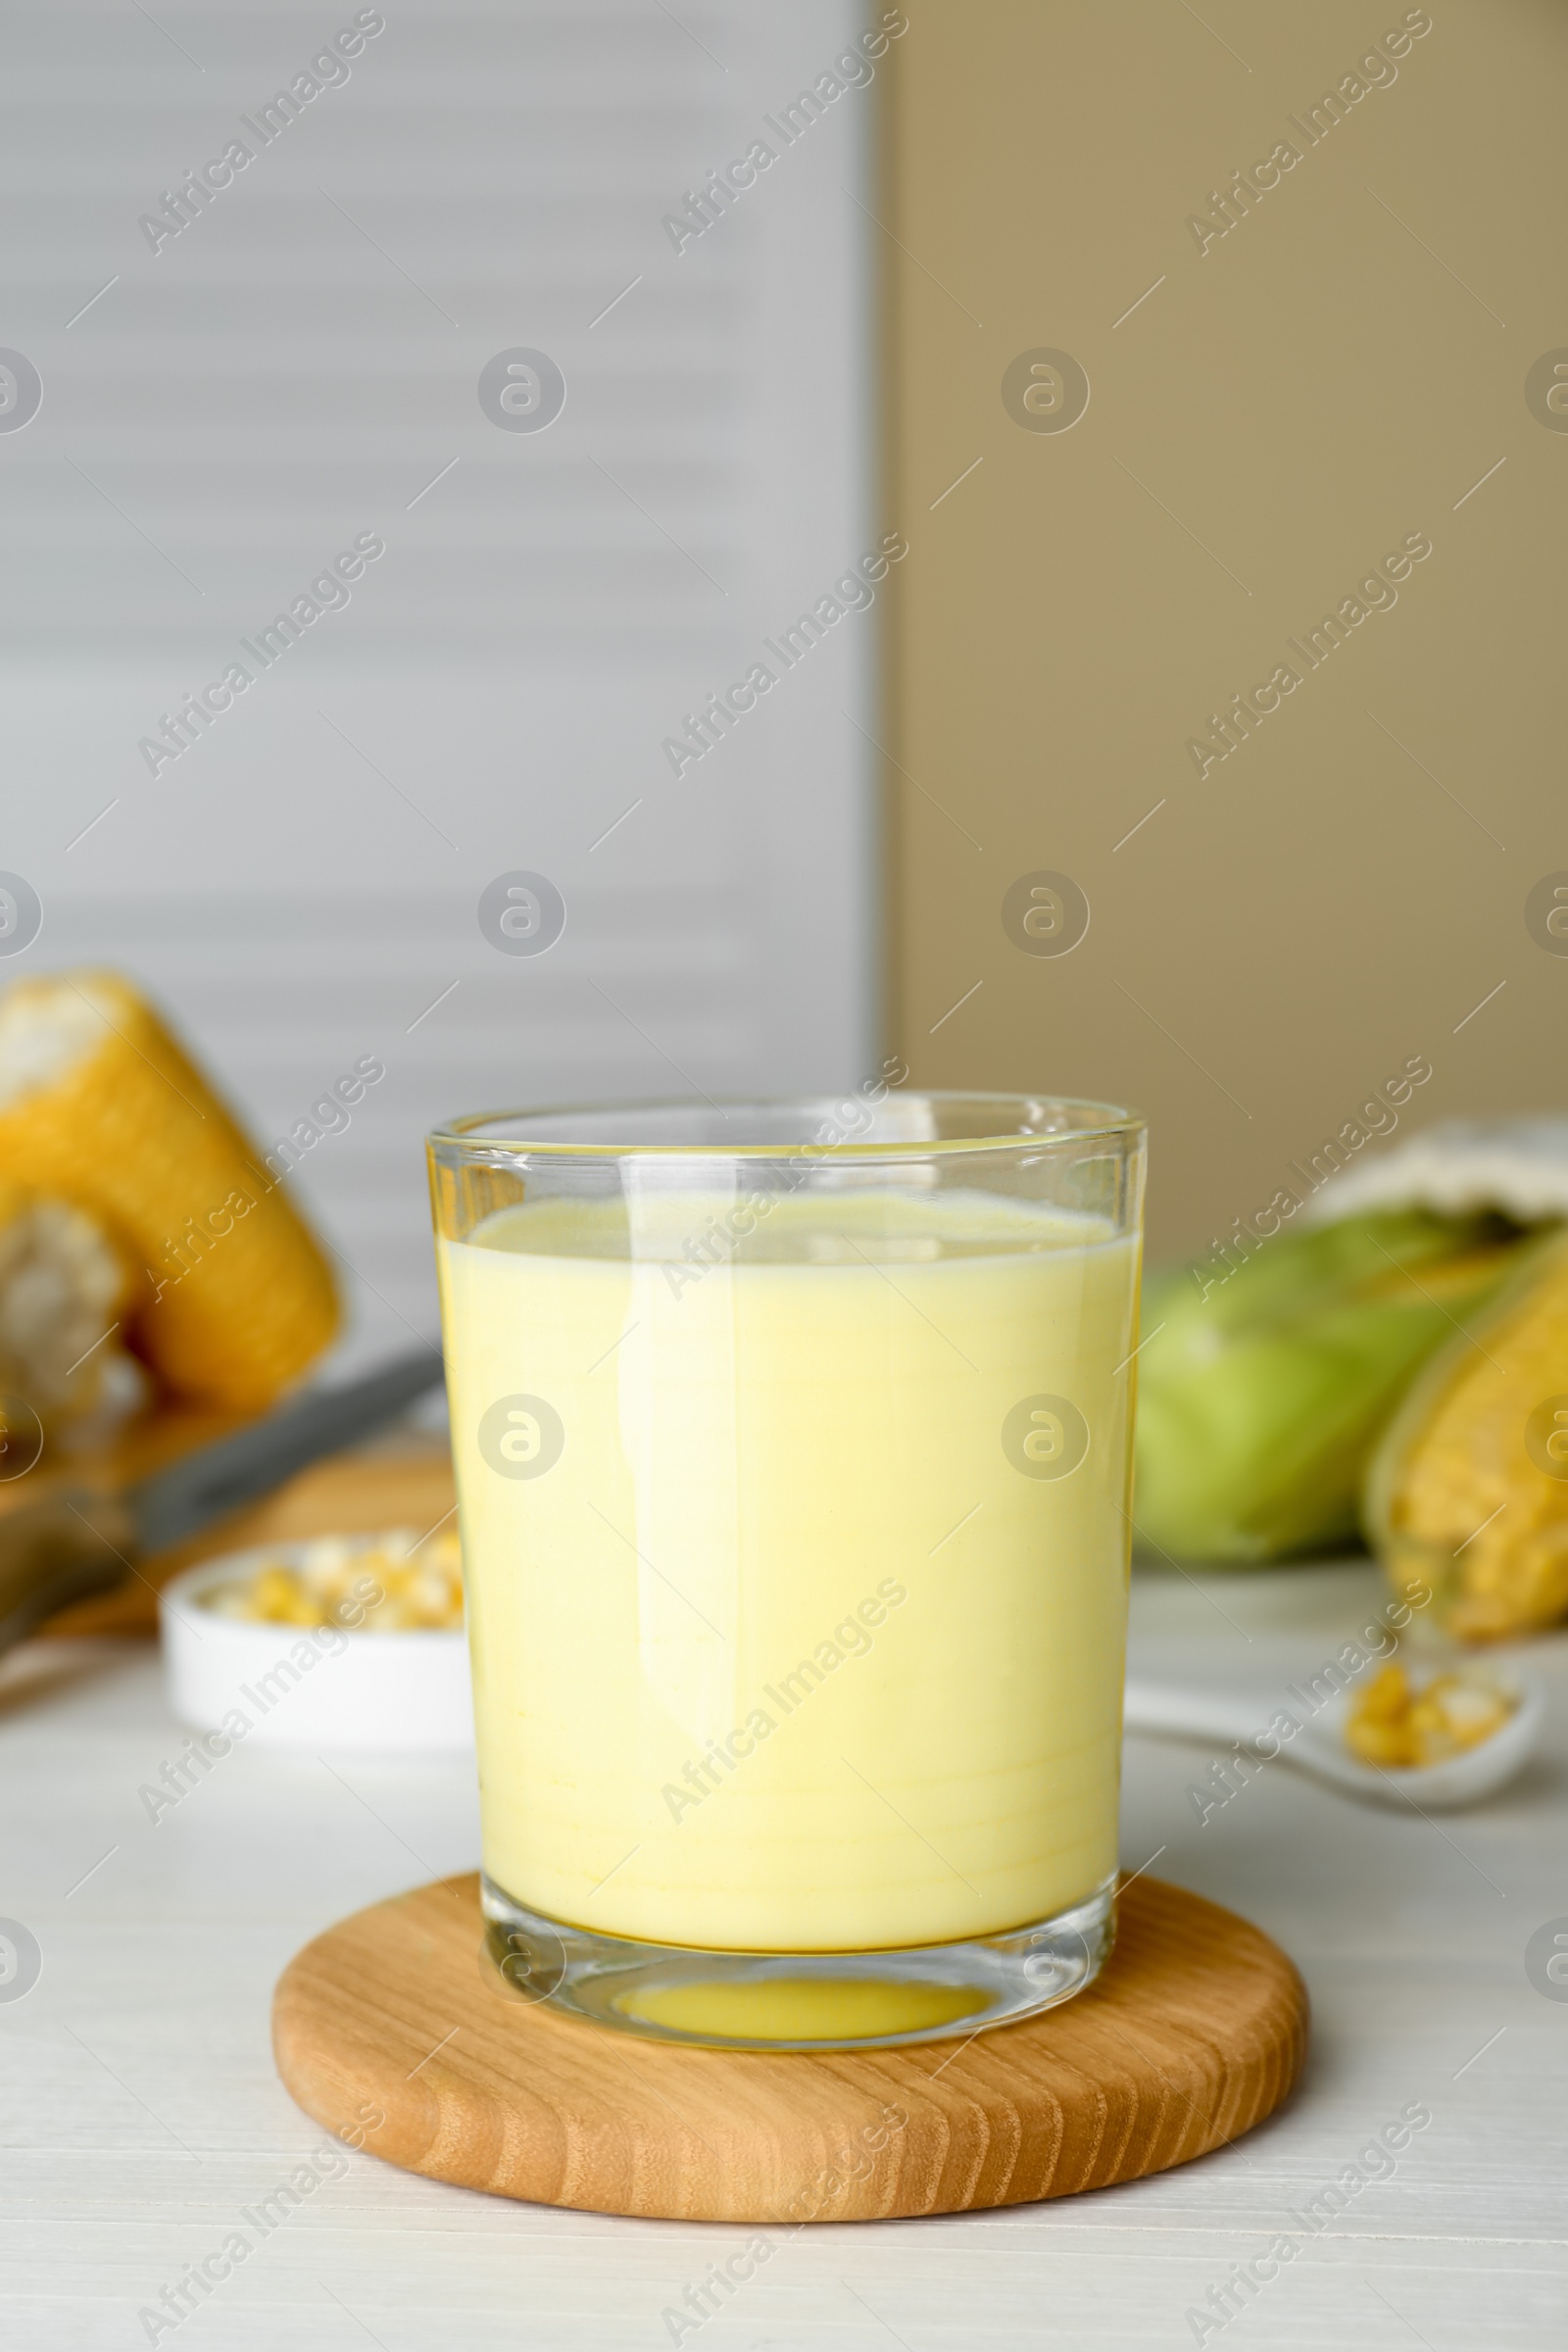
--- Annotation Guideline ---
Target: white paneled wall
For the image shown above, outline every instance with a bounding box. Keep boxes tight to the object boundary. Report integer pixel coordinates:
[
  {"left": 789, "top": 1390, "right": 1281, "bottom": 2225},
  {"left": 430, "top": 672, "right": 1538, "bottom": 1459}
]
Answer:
[{"left": 1, "top": 1, "right": 882, "bottom": 1364}]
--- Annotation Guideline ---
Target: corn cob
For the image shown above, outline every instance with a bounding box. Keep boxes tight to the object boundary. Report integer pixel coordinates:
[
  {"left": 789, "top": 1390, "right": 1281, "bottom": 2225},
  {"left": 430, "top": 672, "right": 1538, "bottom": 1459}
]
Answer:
[
  {"left": 1366, "top": 1228, "right": 1568, "bottom": 1639},
  {"left": 0, "top": 971, "right": 337, "bottom": 1408},
  {"left": 0, "top": 1173, "right": 134, "bottom": 1427}
]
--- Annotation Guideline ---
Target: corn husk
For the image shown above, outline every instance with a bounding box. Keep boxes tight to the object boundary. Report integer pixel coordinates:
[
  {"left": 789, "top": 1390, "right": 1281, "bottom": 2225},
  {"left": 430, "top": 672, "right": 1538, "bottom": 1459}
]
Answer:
[{"left": 1134, "top": 1209, "right": 1525, "bottom": 1563}]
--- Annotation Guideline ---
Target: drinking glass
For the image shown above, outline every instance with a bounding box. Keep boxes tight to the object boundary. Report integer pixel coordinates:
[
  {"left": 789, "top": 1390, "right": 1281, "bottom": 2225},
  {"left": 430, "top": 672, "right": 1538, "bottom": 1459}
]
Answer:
[{"left": 428, "top": 1089, "right": 1145, "bottom": 2049}]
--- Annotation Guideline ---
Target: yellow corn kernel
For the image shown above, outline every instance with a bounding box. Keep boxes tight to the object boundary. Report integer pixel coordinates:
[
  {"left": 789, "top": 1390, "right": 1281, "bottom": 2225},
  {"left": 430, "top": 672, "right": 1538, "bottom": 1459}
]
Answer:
[
  {"left": 1355, "top": 1663, "right": 1410, "bottom": 1723},
  {"left": 1345, "top": 1713, "right": 1418, "bottom": 1768},
  {"left": 246, "top": 1566, "right": 311, "bottom": 1624}
]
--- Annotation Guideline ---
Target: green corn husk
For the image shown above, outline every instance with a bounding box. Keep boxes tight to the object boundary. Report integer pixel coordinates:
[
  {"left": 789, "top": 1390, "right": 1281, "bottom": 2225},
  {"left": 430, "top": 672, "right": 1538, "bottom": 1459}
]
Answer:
[{"left": 1132, "top": 1208, "right": 1529, "bottom": 1564}]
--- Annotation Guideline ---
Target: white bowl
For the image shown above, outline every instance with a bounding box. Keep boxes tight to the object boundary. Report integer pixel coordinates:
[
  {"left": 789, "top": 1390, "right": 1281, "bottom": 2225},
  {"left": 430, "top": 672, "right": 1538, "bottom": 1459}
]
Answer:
[{"left": 160, "top": 1544, "right": 474, "bottom": 1754}]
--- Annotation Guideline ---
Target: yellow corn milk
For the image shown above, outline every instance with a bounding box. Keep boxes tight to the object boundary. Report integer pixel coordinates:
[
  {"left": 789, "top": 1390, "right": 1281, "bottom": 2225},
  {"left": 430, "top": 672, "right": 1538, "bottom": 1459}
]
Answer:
[{"left": 438, "top": 1185, "right": 1139, "bottom": 1951}]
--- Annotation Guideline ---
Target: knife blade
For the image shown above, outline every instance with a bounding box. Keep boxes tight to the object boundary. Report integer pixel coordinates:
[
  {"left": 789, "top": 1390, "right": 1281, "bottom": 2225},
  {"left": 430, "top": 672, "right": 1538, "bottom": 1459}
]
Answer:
[{"left": 0, "top": 1348, "right": 445, "bottom": 1659}]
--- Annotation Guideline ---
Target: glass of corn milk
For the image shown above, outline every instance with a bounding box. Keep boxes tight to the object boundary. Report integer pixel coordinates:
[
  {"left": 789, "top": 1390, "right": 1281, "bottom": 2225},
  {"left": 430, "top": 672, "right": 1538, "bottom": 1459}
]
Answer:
[{"left": 428, "top": 1091, "right": 1145, "bottom": 2049}]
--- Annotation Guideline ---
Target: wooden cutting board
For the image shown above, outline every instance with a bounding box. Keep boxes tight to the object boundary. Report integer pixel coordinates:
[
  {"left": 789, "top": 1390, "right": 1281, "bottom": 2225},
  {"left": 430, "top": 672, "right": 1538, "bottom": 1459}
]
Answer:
[
  {"left": 272, "top": 1871, "right": 1308, "bottom": 2224},
  {"left": 5, "top": 1408, "right": 455, "bottom": 1640}
]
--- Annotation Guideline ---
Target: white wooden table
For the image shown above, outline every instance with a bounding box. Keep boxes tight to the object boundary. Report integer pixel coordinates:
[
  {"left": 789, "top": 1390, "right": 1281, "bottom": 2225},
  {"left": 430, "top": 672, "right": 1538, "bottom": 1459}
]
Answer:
[{"left": 4, "top": 1561, "right": 1564, "bottom": 2350}]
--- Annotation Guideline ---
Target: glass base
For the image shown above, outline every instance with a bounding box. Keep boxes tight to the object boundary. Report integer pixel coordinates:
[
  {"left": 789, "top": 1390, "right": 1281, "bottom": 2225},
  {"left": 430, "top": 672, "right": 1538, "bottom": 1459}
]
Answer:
[{"left": 480, "top": 1874, "right": 1117, "bottom": 2051}]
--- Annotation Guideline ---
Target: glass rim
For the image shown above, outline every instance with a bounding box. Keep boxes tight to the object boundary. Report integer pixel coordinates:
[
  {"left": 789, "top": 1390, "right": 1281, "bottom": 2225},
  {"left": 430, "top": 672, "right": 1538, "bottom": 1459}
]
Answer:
[{"left": 427, "top": 1090, "right": 1145, "bottom": 1160}]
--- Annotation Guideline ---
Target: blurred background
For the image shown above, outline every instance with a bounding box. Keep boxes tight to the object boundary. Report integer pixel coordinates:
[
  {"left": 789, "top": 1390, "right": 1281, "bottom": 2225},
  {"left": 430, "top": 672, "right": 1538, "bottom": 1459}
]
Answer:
[
  {"left": 7, "top": 0, "right": 877, "bottom": 1369},
  {"left": 5, "top": 0, "right": 1564, "bottom": 1363},
  {"left": 885, "top": 0, "right": 1567, "bottom": 1267}
]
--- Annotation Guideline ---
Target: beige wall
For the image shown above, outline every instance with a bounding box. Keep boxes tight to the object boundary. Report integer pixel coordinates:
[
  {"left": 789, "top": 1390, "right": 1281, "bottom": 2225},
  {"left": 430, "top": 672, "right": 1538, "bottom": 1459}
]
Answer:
[{"left": 881, "top": 0, "right": 1567, "bottom": 1262}]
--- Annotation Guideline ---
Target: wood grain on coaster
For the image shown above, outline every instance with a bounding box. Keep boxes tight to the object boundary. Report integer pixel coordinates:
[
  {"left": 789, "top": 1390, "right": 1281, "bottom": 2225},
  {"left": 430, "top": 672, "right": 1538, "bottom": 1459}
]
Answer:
[{"left": 273, "top": 1871, "right": 1308, "bottom": 2224}]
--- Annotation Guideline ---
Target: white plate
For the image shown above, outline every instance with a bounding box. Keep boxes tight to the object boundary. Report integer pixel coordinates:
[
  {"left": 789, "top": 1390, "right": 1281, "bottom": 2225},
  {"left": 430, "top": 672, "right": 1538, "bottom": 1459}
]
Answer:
[{"left": 160, "top": 1544, "right": 474, "bottom": 1754}]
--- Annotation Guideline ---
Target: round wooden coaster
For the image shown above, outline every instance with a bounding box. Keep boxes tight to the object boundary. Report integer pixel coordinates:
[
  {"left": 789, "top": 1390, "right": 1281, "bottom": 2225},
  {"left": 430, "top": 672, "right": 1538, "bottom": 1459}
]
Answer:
[{"left": 271, "top": 1873, "right": 1306, "bottom": 2224}]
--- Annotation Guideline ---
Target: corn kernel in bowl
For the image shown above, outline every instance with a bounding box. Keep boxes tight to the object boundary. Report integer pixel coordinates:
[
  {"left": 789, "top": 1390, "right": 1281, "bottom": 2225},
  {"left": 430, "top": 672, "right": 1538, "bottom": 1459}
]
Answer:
[
  {"left": 1345, "top": 1661, "right": 1514, "bottom": 1769},
  {"left": 201, "top": 1527, "right": 463, "bottom": 1633}
]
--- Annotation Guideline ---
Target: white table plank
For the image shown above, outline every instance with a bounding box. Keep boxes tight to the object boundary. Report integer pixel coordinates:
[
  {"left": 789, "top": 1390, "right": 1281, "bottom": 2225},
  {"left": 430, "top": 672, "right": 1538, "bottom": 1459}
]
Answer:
[{"left": 2, "top": 1559, "right": 1564, "bottom": 2349}]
